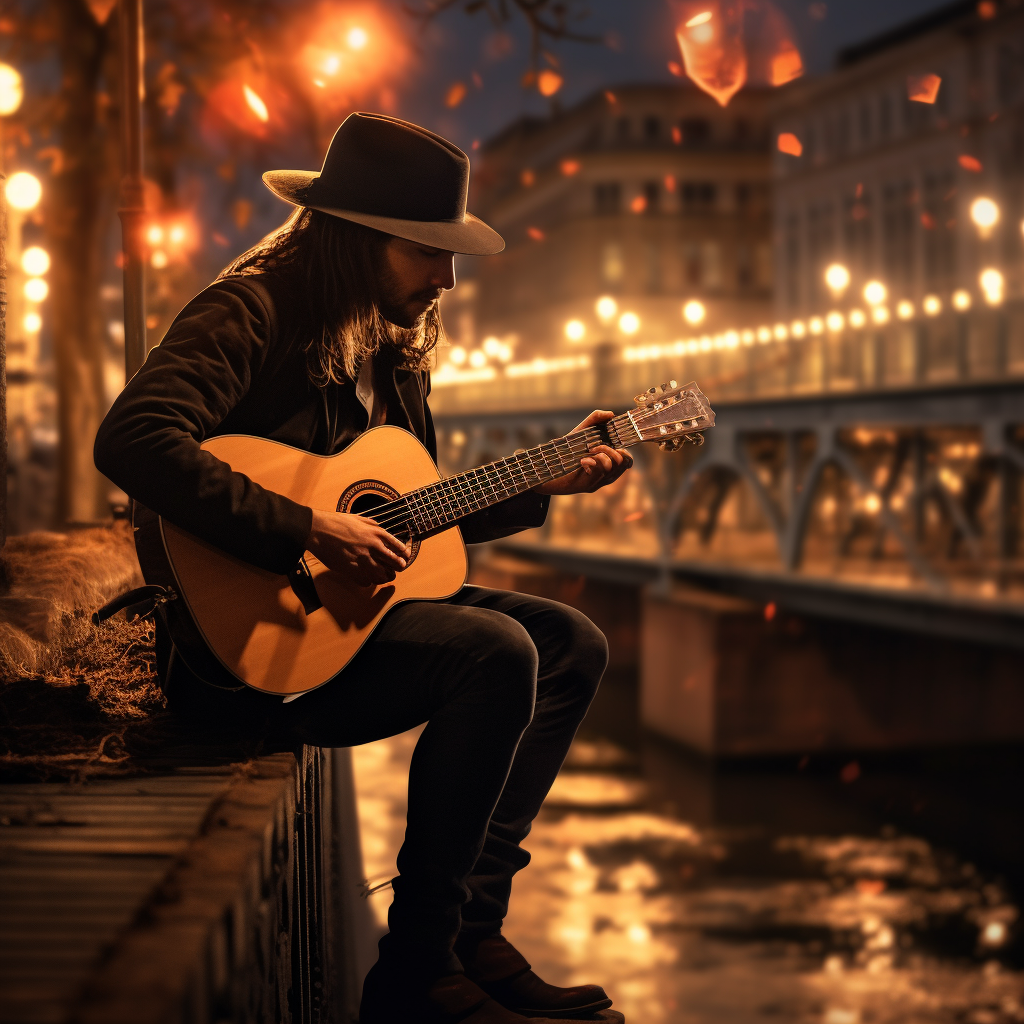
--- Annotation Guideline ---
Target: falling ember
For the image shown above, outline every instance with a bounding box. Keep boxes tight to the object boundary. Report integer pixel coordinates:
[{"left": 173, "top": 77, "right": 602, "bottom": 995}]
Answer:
[
  {"left": 958, "top": 154, "right": 982, "bottom": 172},
  {"left": 538, "top": 70, "right": 563, "bottom": 97},
  {"left": 526, "top": 226, "right": 545, "bottom": 241},
  {"left": 777, "top": 131, "right": 802, "bottom": 156},
  {"left": 604, "top": 90, "right": 618, "bottom": 104},
  {"left": 907, "top": 72, "right": 941, "bottom": 103},
  {"left": 676, "top": 3, "right": 746, "bottom": 106},
  {"left": 770, "top": 41, "right": 803, "bottom": 86},
  {"left": 560, "top": 159, "right": 580, "bottom": 176},
  {"left": 764, "top": 601, "right": 776, "bottom": 621},
  {"left": 243, "top": 84, "right": 269, "bottom": 122},
  {"left": 445, "top": 82, "right": 467, "bottom": 108},
  {"left": 667, "top": 61, "right": 684, "bottom": 76}
]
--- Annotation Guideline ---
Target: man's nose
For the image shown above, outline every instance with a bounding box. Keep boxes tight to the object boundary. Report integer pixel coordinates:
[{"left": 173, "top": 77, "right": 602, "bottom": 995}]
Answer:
[{"left": 431, "top": 253, "right": 456, "bottom": 291}]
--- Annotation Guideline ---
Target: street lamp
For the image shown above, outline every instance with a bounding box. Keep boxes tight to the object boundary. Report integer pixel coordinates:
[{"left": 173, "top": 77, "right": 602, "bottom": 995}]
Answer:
[
  {"left": 5, "top": 171, "right": 41, "bottom": 210},
  {"left": 595, "top": 295, "right": 618, "bottom": 324},
  {"left": 618, "top": 311, "right": 640, "bottom": 335},
  {"left": 979, "top": 268, "right": 1004, "bottom": 305},
  {"left": 682, "top": 299, "right": 706, "bottom": 326},
  {"left": 824, "top": 262, "right": 851, "bottom": 298},
  {"left": 969, "top": 197, "right": 1000, "bottom": 237},
  {"left": 863, "top": 280, "right": 887, "bottom": 306},
  {"left": 952, "top": 289, "right": 972, "bottom": 312},
  {"left": 564, "top": 318, "right": 586, "bottom": 342}
]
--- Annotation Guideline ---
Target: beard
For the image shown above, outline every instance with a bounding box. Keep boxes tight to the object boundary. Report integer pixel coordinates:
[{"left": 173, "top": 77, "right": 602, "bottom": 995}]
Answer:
[{"left": 376, "top": 259, "right": 442, "bottom": 329}]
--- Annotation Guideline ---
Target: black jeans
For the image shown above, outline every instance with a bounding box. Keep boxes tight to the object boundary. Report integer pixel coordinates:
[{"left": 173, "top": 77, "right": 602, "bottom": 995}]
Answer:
[{"left": 163, "top": 585, "right": 608, "bottom": 978}]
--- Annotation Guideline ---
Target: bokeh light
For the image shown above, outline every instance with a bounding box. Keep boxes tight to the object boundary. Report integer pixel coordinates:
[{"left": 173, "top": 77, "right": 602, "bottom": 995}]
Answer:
[
  {"left": 683, "top": 300, "right": 706, "bottom": 325},
  {"left": 6, "top": 171, "right": 42, "bottom": 211},
  {"left": 21, "top": 247, "right": 50, "bottom": 276},
  {"left": 0, "top": 62, "right": 23, "bottom": 115},
  {"left": 564, "top": 319, "right": 586, "bottom": 342},
  {"left": 618, "top": 311, "right": 640, "bottom": 335},
  {"left": 24, "top": 278, "right": 49, "bottom": 302},
  {"left": 595, "top": 296, "right": 618, "bottom": 323},
  {"left": 863, "top": 280, "right": 887, "bottom": 306},
  {"left": 952, "top": 289, "right": 972, "bottom": 311}
]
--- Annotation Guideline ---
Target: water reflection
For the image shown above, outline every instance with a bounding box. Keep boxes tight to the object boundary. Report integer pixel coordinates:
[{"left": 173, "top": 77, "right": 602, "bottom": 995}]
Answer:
[{"left": 351, "top": 731, "right": 1023, "bottom": 1023}]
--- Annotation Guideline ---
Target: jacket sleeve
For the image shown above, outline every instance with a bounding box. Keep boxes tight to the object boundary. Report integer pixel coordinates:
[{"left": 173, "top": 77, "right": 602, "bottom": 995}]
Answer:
[
  {"left": 94, "top": 278, "right": 312, "bottom": 574},
  {"left": 420, "top": 372, "right": 550, "bottom": 544}
]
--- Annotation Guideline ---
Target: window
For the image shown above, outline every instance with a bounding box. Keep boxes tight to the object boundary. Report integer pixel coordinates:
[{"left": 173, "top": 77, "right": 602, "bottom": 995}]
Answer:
[
  {"left": 922, "top": 172, "right": 956, "bottom": 285},
  {"left": 883, "top": 180, "right": 916, "bottom": 287},
  {"left": 601, "top": 242, "right": 625, "bottom": 285},
  {"left": 642, "top": 181, "right": 661, "bottom": 213},
  {"left": 682, "top": 182, "right": 716, "bottom": 212},
  {"left": 645, "top": 242, "right": 661, "bottom": 292},
  {"left": 844, "top": 190, "right": 873, "bottom": 276},
  {"left": 737, "top": 243, "right": 754, "bottom": 288},
  {"left": 785, "top": 213, "right": 801, "bottom": 308},
  {"left": 594, "top": 182, "right": 622, "bottom": 215},
  {"left": 807, "top": 203, "right": 836, "bottom": 305},
  {"left": 702, "top": 242, "right": 722, "bottom": 288},
  {"left": 680, "top": 118, "right": 711, "bottom": 145},
  {"left": 683, "top": 242, "right": 703, "bottom": 285},
  {"left": 643, "top": 116, "right": 661, "bottom": 142}
]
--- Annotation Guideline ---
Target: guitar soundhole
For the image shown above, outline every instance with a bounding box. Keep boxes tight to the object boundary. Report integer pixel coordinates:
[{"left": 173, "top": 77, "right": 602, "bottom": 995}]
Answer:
[{"left": 337, "top": 480, "right": 421, "bottom": 568}]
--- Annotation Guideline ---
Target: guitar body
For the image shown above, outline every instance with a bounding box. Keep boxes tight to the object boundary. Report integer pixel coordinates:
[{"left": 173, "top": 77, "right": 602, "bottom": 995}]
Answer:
[{"left": 158, "top": 426, "right": 468, "bottom": 695}]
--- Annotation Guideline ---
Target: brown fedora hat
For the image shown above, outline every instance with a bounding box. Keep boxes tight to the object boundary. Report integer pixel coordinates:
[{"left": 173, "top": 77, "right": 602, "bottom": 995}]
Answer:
[{"left": 263, "top": 112, "right": 504, "bottom": 256}]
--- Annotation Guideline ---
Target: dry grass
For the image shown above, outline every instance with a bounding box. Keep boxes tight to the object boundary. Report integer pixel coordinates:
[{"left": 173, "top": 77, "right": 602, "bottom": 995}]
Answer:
[{"left": 0, "top": 525, "right": 172, "bottom": 781}]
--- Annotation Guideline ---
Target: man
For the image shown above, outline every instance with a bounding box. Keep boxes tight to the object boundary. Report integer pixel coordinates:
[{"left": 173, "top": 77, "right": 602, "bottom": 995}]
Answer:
[{"left": 95, "top": 113, "right": 632, "bottom": 1024}]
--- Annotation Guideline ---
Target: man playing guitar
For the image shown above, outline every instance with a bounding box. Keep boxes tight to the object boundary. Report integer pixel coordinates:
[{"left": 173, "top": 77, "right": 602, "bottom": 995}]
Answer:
[{"left": 95, "top": 113, "right": 632, "bottom": 1024}]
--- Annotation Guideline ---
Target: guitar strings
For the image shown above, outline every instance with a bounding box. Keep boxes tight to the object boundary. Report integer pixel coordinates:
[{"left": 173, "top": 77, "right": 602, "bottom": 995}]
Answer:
[{"left": 360, "top": 420, "right": 631, "bottom": 535}]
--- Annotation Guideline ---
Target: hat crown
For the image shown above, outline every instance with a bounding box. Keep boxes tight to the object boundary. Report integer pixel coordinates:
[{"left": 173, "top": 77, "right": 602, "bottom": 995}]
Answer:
[{"left": 306, "top": 112, "right": 470, "bottom": 224}]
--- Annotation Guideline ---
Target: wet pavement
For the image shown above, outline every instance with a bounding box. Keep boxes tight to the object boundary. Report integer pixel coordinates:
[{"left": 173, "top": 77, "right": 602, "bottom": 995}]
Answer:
[{"left": 351, "top": 681, "right": 1024, "bottom": 1024}]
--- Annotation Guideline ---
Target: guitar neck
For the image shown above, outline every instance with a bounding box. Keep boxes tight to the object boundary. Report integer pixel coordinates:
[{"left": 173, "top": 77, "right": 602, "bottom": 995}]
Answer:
[{"left": 400, "top": 411, "right": 639, "bottom": 536}]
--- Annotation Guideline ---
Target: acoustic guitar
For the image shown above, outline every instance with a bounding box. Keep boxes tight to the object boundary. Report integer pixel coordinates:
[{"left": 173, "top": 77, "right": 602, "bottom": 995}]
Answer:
[{"left": 129, "top": 380, "right": 715, "bottom": 696}]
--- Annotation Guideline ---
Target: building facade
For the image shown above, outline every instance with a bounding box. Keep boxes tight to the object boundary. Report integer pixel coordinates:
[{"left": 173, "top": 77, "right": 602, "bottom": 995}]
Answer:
[
  {"left": 772, "top": 0, "right": 1024, "bottom": 318},
  {"left": 453, "top": 82, "right": 775, "bottom": 365}
]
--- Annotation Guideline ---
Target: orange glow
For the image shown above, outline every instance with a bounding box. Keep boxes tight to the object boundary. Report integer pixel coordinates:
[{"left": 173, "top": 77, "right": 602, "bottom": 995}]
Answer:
[
  {"left": 445, "top": 81, "right": 467, "bottom": 108},
  {"left": 959, "top": 154, "right": 982, "bottom": 172},
  {"left": 676, "top": 3, "right": 746, "bottom": 107},
  {"left": 604, "top": 90, "right": 617, "bottom": 104},
  {"left": 623, "top": 510, "right": 644, "bottom": 523},
  {"left": 520, "top": 169, "right": 536, "bottom": 187},
  {"left": 667, "top": 61, "right": 684, "bottom": 77},
  {"left": 560, "top": 159, "right": 580, "bottom": 176},
  {"left": 769, "top": 41, "right": 803, "bottom": 86},
  {"left": 664, "top": 174, "right": 677, "bottom": 192},
  {"left": 346, "top": 26, "right": 368, "bottom": 49},
  {"left": 243, "top": 84, "right": 269, "bottom": 122},
  {"left": 764, "top": 601, "right": 776, "bottom": 621},
  {"left": 538, "top": 70, "right": 563, "bottom": 97},
  {"left": 977, "top": 0, "right": 996, "bottom": 17},
  {"left": 777, "top": 132, "right": 802, "bottom": 156},
  {"left": 630, "top": 195, "right": 647, "bottom": 214},
  {"left": 907, "top": 72, "right": 941, "bottom": 103},
  {"left": 676, "top": 0, "right": 802, "bottom": 107},
  {"left": 671, "top": 125, "right": 683, "bottom": 144},
  {"left": 526, "top": 226, "right": 545, "bottom": 241}
]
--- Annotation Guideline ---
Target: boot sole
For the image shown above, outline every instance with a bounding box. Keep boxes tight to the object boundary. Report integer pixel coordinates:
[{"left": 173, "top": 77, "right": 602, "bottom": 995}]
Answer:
[{"left": 515, "top": 1004, "right": 619, "bottom": 1022}]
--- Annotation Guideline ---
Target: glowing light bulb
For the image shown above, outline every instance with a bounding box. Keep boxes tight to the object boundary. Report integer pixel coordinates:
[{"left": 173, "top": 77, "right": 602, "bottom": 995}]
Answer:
[
  {"left": 618, "top": 311, "right": 640, "bottom": 335},
  {"left": 896, "top": 300, "right": 915, "bottom": 320},
  {"left": 20, "top": 246, "right": 50, "bottom": 276},
  {"left": 757, "top": 325, "right": 772, "bottom": 343},
  {"left": 169, "top": 224, "right": 186, "bottom": 245},
  {"left": 952, "top": 289, "right": 972, "bottom": 312},
  {"left": 682, "top": 300, "right": 706, "bottom": 326},
  {"left": 809, "top": 316, "right": 824, "bottom": 335},
  {"left": 791, "top": 320, "right": 807, "bottom": 338},
  {"left": 468, "top": 349, "right": 487, "bottom": 368},
  {"left": 24, "top": 278, "right": 48, "bottom": 302},
  {"left": 979, "top": 268, "right": 1004, "bottom": 304},
  {"left": 773, "top": 322, "right": 788, "bottom": 341},
  {"left": 872, "top": 306, "right": 891, "bottom": 324},
  {"left": 346, "top": 26, "right": 368, "bottom": 50},
  {"left": 824, "top": 263, "right": 851, "bottom": 296},
  {"left": 863, "top": 280, "right": 887, "bottom": 306},
  {"left": 826, "top": 311, "right": 845, "bottom": 332},
  {"left": 969, "top": 197, "right": 999, "bottom": 233},
  {"left": 595, "top": 295, "right": 618, "bottom": 323},
  {"left": 922, "top": 295, "right": 942, "bottom": 316},
  {"left": 849, "top": 309, "right": 867, "bottom": 328},
  {"left": 146, "top": 224, "right": 164, "bottom": 245},
  {"left": 150, "top": 250, "right": 169, "bottom": 269},
  {"left": 482, "top": 336, "right": 504, "bottom": 357},
  {"left": 448, "top": 346, "right": 467, "bottom": 366},
  {"left": 23, "top": 311, "right": 41, "bottom": 333},
  {"left": 6, "top": 171, "right": 41, "bottom": 211},
  {"left": 564, "top": 319, "right": 586, "bottom": 342},
  {"left": 0, "top": 63, "right": 23, "bottom": 115}
]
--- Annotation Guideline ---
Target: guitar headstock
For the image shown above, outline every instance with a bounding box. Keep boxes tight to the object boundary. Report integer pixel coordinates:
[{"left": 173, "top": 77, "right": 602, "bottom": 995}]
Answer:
[{"left": 629, "top": 380, "right": 715, "bottom": 451}]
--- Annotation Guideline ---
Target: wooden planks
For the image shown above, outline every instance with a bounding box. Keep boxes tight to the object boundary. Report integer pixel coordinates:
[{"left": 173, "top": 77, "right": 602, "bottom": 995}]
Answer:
[{"left": 0, "top": 757, "right": 296, "bottom": 1024}]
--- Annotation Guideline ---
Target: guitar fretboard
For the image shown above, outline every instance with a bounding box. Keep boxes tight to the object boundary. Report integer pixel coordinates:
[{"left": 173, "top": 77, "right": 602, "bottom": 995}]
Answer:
[{"left": 370, "top": 412, "right": 638, "bottom": 538}]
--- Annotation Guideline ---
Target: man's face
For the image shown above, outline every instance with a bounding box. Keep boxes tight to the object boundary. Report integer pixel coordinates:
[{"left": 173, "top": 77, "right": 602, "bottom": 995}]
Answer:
[{"left": 379, "top": 236, "right": 456, "bottom": 328}]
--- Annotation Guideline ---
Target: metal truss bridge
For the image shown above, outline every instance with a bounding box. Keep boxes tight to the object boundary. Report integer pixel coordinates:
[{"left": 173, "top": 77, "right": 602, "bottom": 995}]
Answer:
[{"left": 433, "top": 379, "right": 1024, "bottom": 649}]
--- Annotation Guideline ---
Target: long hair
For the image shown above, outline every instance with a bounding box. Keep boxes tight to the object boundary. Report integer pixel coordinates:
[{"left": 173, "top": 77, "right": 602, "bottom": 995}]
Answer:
[{"left": 218, "top": 208, "right": 443, "bottom": 385}]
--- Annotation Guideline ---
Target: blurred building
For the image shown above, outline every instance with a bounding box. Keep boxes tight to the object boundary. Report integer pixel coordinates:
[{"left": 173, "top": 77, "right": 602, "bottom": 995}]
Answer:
[
  {"left": 772, "top": 0, "right": 1024, "bottom": 320},
  {"left": 462, "top": 83, "right": 775, "bottom": 363}
]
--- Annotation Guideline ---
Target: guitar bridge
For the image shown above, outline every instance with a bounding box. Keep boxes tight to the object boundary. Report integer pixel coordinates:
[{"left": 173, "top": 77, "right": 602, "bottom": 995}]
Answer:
[{"left": 289, "top": 558, "right": 323, "bottom": 615}]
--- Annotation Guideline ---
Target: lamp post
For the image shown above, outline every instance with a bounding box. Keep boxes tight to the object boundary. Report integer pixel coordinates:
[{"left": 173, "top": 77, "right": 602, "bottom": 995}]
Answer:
[
  {"left": 118, "top": 0, "right": 146, "bottom": 382},
  {"left": 0, "top": 61, "right": 24, "bottom": 548}
]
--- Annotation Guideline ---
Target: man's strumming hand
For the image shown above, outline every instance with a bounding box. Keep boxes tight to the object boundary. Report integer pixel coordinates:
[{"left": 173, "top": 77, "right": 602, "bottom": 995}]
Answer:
[
  {"left": 306, "top": 509, "right": 411, "bottom": 587},
  {"left": 533, "top": 409, "right": 634, "bottom": 496}
]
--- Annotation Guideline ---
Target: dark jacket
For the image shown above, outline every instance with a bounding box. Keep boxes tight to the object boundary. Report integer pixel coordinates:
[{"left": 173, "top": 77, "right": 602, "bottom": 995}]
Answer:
[{"left": 94, "top": 272, "right": 548, "bottom": 574}]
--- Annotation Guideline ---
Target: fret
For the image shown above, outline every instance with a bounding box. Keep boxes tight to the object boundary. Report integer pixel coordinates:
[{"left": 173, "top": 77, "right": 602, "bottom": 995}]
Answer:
[
  {"left": 555, "top": 435, "right": 577, "bottom": 476},
  {"left": 513, "top": 451, "right": 538, "bottom": 490},
  {"left": 440, "top": 476, "right": 463, "bottom": 520}
]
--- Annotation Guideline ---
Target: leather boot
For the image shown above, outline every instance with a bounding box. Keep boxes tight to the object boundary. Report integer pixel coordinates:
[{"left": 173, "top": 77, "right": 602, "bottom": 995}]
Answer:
[
  {"left": 360, "top": 963, "right": 565, "bottom": 1024},
  {"left": 459, "top": 935, "right": 618, "bottom": 1020}
]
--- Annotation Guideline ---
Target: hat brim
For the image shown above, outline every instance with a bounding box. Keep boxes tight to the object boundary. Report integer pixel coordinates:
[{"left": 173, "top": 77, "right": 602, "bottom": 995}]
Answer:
[{"left": 263, "top": 170, "right": 505, "bottom": 256}]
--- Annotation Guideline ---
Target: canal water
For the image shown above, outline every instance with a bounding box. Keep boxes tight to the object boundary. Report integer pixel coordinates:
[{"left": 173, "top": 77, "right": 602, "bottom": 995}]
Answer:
[{"left": 351, "top": 670, "right": 1024, "bottom": 1024}]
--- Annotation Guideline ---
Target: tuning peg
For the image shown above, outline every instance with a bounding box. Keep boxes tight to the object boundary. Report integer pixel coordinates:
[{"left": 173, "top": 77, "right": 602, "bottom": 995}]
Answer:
[
  {"left": 658, "top": 438, "right": 685, "bottom": 452},
  {"left": 647, "top": 386, "right": 658, "bottom": 395},
  {"left": 634, "top": 393, "right": 648, "bottom": 404},
  {"left": 660, "top": 382, "right": 670, "bottom": 392},
  {"left": 669, "top": 380, "right": 678, "bottom": 388}
]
